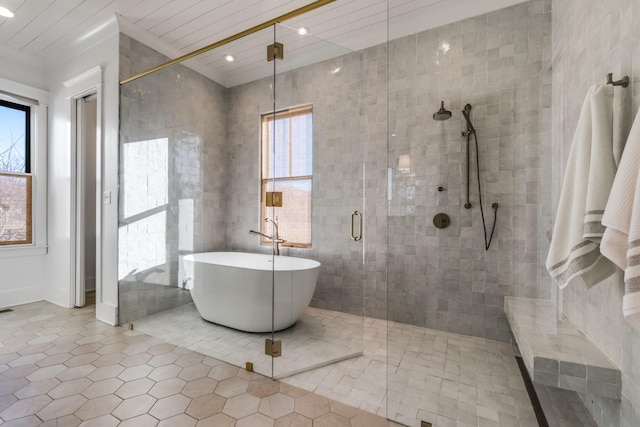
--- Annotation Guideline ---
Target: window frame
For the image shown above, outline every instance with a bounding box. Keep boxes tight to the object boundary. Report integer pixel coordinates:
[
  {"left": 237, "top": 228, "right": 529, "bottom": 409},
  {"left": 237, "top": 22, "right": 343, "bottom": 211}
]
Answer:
[
  {"left": 0, "top": 77, "right": 48, "bottom": 256},
  {"left": 260, "top": 104, "right": 313, "bottom": 249},
  {"left": 0, "top": 99, "right": 32, "bottom": 246},
  {"left": 0, "top": 99, "right": 31, "bottom": 173}
]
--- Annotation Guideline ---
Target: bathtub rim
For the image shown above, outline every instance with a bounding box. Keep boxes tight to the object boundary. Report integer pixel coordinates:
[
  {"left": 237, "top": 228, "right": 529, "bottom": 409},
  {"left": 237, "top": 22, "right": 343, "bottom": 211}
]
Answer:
[{"left": 183, "top": 251, "right": 321, "bottom": 272}]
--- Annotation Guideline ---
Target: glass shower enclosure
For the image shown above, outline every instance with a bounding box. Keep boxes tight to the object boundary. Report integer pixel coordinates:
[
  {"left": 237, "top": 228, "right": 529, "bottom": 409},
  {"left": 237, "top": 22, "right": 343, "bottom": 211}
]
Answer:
[
  {"left": 118, "top": 22, "right": 366, "bottom": 381},
  {"left": 117, "top": 1, "right": 555, "bottom": 425}
]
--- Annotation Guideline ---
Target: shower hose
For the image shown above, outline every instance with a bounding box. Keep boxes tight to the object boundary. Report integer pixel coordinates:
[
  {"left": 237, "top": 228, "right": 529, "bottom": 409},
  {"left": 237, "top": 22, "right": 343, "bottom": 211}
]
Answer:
[{"left": 468, "top": 130, "right": 498, "bottom": 250}]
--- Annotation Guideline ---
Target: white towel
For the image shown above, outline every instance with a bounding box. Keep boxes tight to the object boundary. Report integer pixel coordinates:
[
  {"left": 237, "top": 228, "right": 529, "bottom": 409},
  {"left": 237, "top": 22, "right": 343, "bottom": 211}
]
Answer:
[
  {"left": 546, "top": 85, "right": 616, "bottom": 288},
  {"left": 601, "top": 107, "right": 640, "bottom": 331}
]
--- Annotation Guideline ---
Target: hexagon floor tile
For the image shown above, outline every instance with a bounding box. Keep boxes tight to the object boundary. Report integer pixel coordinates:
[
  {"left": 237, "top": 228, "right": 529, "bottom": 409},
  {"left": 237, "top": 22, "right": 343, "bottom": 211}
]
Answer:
[{"left": 0, "top": 302, "right": 398, "bottom": 426}]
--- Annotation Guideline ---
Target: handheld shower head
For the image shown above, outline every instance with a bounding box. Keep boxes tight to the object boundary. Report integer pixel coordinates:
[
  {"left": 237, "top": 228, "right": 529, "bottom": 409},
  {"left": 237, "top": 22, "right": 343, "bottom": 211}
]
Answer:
[
  {"left": 461, "top": 103, "right": 475, "bottom": 133},
  {"left": 433, "top": 101, "right": 452, "bottom": 121}
]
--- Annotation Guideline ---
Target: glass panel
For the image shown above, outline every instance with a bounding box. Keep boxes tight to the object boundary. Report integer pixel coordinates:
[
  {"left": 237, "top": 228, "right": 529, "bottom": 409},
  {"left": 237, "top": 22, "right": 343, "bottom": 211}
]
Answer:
[
  {"left": 262, "top": 178, "right": 312, "bottom": 247},
  {"left": 118, "top": 58, "right": 206, "bottom": 326},
  {"left": 261, "top": 105, "right": 313, "bottom": 247},
  {"left": 121, "top": 137, "right": 169, "bottom": 219},
  {"left": 267, "top": 24, "right": 277, "bottom": 379},
  {"left": 119, "top": 25, "right": 281, "bottom": 379},
  {"left": 262, "top": 107, "right": 313, "bottom": 179},
  {"left": 117, "top": 12, "right": 370, "bottom": 388},
  {"left": 271, "top": 23, "right": 366, "bottom": 379},
  {"left": 386, "top": 2, "right": 551, "bottom": 425}
]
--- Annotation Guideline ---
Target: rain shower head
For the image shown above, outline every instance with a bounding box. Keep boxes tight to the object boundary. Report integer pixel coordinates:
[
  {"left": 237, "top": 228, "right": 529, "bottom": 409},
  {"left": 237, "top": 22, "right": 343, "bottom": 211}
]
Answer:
[{"left": 433, "top": 101, "right": 452, "bottom": 121}]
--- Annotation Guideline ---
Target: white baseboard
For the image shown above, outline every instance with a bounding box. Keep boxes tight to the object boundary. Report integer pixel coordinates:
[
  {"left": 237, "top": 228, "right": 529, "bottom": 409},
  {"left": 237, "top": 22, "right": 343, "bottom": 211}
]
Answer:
[
  {"left": 96, "top": 302, "right": 118, "bottom": 326},
  {"left": 0, "top": 286, "right": 46, "bottom": 309}
]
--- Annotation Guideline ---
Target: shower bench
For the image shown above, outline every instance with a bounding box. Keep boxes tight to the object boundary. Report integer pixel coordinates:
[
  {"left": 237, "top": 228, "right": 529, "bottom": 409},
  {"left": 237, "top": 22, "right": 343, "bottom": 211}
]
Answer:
[{"left": 504, "top": 297, "right": 621, "bottom": 400}]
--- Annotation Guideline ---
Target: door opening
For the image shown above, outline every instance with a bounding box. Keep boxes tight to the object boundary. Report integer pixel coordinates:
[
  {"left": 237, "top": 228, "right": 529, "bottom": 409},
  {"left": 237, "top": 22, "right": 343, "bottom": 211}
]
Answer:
[{"left": 74, "top": 94, "right": 98, "bottom": 307}]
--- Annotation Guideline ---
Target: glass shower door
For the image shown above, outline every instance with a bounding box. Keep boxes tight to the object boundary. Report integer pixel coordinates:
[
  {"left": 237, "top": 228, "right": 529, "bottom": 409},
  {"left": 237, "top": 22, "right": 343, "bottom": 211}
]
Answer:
[{"left": 269, "top": 23, "right": 367, "bottom": 380}]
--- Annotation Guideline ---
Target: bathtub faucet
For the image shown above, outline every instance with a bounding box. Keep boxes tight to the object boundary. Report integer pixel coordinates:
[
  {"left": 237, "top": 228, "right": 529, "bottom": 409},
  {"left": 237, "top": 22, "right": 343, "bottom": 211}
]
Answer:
[{"left": 249, "top": 218, "right": 286, "bottom": 255}]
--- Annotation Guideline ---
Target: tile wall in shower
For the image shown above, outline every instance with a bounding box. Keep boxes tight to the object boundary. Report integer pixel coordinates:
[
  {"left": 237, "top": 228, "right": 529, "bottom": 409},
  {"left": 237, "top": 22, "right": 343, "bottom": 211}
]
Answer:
[
  {"left": 224, "top": 49, "right": 376, "bottom": 317},
  {"left": 118, "top": 35, "right": 228, "bottom": 324},
  {"left": 384, "top": 0, "right": 553, "bottom": 341}
]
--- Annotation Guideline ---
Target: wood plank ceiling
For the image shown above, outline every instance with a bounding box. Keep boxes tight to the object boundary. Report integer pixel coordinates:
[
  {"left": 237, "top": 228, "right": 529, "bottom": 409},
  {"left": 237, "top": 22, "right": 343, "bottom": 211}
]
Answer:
[{"left": 0, "top": 0, "right": 529, "bottom": 87}]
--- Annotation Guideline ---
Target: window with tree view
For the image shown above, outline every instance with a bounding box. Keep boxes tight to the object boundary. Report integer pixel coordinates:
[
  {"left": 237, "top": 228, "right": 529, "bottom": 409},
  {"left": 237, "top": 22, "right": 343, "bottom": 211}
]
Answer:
[
  {"left": 261, "top": 105, "right": 313, "bottom": 248},
  {"left": 0, "top": 99, "right": 32, "bottom": 245}
]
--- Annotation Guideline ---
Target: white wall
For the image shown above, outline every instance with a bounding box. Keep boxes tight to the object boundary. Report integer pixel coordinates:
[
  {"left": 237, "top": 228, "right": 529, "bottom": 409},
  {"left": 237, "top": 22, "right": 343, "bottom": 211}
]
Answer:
[
  {"left": 0, "top": 15, "right": 119, "bottom": 324},
  {"left": 44, "top": 16, "right": 120, "bottom": 324},
  {"left": 0, "top": 254, "right": 48, "bottom": 308}
]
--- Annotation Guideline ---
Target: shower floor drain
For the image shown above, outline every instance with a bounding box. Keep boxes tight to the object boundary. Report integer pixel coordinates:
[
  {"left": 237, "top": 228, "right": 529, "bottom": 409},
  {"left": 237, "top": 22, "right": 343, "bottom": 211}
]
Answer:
[{"left": 516, "top": 356, "right": 549, "bottom": 427}]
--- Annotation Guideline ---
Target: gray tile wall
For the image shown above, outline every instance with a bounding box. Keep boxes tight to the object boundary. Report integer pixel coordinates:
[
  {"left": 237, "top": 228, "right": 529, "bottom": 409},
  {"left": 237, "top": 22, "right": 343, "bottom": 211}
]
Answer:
[
  {"left": 224, "top": 49, "right": 373, "bottom": 316},
  {"left": 384, "top": 0, "right": 553, "bottom": 341},
  {"left": 552, "top": 1, "right": 640, "bottom": 425},
  {"left": 222, "top": 1, "right": 552, "bottom": 340},
  {"left": 118, "top": 35, "right": 228, "bottom": 324}
]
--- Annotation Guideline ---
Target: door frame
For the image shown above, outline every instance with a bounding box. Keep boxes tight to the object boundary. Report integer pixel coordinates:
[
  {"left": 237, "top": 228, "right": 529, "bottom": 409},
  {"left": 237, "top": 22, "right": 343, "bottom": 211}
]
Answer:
[{"left": 65, "top": 66, "right": 103, "bottom": 309}]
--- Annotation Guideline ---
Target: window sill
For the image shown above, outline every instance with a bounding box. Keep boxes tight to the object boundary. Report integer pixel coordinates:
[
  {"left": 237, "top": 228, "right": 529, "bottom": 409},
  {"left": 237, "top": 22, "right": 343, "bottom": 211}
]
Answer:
[
  {"left": 260, "top": 242, "right": 312, "bottom": 249},
  {"left": 0, "top": 245, "right": 47, "bottom": 259},
  {"left": 281, "top": 244, "right": 312, "bottom": 249}
]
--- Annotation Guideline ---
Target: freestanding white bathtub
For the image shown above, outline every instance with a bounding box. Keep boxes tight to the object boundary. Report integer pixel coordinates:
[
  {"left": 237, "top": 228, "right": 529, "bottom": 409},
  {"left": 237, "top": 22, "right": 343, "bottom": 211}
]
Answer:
[{"left": 183, "top": 252, "right": 321, "bottom": 333}]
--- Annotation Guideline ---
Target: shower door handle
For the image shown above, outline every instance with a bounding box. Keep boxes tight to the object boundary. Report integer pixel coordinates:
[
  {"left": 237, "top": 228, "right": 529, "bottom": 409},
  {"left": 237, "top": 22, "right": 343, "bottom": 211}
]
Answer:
[{"left": 351, "top": 211, "right": 363, "bottom": 241}]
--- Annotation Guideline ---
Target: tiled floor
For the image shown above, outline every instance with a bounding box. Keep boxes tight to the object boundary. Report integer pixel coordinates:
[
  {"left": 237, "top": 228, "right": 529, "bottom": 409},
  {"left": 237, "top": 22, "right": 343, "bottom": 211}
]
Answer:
[
  {"left": 0, "top": 301, "right": 399, "bottom": 426},
  {"left": 132, "top": 304, "right": 363, "bottom": 379},
  {"left": 133, "top": 304, "right": 541, "bottom": 427},
  {"left": 286, "top": 316, "right": 541, "bottom": 427}
]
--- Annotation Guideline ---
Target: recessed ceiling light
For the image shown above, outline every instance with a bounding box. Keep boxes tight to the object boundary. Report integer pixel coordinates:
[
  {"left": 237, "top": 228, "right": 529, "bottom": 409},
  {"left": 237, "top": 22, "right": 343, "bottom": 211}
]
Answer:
[
  {"left": 297, "top": 26, "right": 310, "bottom": 36},
  {"left": 223, "top": 54, "right": 236, "bottom": 62},
  {"left": 0, "top": 6, "right": 14, "bottom": 18}
]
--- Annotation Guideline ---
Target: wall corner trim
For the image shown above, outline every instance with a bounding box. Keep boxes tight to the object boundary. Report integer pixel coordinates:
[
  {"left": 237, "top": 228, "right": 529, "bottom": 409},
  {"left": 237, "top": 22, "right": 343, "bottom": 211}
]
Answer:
[{"left": 63, "top": 66, "right": 102, "bottom": 89}]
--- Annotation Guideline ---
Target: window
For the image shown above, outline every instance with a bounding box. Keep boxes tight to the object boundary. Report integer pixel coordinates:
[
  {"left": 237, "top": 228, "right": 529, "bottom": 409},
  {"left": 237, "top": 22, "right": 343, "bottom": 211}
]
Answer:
[
  {"left": 261, "top": 105, "right": 313, "bottom": 248},
  {"left": 0, "top": 99, "right": 32, "bottom": 245}
]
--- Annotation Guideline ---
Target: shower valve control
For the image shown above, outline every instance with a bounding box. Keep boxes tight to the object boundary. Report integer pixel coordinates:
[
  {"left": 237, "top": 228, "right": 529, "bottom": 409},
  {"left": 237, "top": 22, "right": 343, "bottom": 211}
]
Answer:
[{"left": 433, "top": 213, "right": 451, "bottom": 229}]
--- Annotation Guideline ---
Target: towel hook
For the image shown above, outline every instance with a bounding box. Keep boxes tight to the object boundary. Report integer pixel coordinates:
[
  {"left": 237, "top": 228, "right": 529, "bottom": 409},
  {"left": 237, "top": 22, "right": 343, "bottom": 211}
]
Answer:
[{"left": 606, "top": 73, "right": 629, "bottom": 88}]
